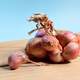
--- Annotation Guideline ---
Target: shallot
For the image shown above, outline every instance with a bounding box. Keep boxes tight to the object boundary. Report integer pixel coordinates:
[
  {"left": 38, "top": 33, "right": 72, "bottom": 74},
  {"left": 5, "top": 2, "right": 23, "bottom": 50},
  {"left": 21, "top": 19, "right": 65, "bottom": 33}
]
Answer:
[
  {"left": 41, "top": 35, "right": 62, "bottom": 52},
  {"left": 62, "top": 42, "right": 80, "bottom": 60},
  {"left": 56, "top": 31, "right": 78, "bottom": 48},
  {"left": 25, "top": 37, "right": 47, "bottom": 59},
  {"left": 8, "top": 51, "right": 27, "bottom": 70}
]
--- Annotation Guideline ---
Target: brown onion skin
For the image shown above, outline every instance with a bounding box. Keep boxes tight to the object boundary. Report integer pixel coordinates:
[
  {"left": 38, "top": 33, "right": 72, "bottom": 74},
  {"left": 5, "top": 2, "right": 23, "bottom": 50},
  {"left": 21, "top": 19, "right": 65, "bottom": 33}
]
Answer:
[
  {"left": 25, "top": 37, "right": 47, "bottom": 60},
  {"left": 49, "top": 51, "right": 64, "bottom": 63},
  {"left": 75, "top": 33, "right": 80, "bottom": 45},
  {"left": 75, "top": 33, "right": 80, "bottom": 56},
  {"left": 8, "top": 51, "right": 27, "bottom": 70},
  {"left": 62, "top": 42, "right": 80, "bottom": 60},
  {"left": 56, "top": 31, "right": 78, "bottom": 48},
  {"left": 41, "top": 35, "right": 62, "bottom": 52}
]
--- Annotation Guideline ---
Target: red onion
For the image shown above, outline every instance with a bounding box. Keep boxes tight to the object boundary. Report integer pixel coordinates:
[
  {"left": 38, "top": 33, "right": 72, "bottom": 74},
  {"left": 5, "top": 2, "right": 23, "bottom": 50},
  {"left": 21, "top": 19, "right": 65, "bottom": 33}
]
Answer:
[
  {"left": 62, "top": 42, "right": 80, "bottom": 60},
  {"left": 8, "top": 51, "right": 27, "bottom": 70},
  {"left": 41, "top": 35, "right": 62, "bottom": 52},
  {"left": 56, "top": 31, "right": 78, "bottom": 48},
  {"left": 25, "top": 37, "right": 47, "bottom": 59}
]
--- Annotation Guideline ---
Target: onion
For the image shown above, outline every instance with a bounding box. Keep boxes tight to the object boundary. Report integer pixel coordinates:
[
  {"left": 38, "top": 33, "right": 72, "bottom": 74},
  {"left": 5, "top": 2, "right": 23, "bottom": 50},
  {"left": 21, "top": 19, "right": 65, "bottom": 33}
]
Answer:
[
  {"left": 25, "top": 37, "right": 47, "bottom": 59},
  {"left": 56, "top": 31, "right": 78, "bottom": 48},
  {"left": 62, "top": 42, "right": 80, "bottom": 60},
  {"left": 8, "top": 51, "right": 27, "bottom": 70},
  {"left": 41, "top": 35, "right": 62, "bottom": 52}
]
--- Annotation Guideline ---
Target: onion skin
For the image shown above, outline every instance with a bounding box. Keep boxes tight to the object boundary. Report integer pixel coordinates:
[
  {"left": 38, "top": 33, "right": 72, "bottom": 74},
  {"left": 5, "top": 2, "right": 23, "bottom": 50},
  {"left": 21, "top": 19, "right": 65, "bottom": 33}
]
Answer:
[
  {"left": 25, "top": 37, "right": 47, "bottom": 59},
  {"left": 62, "top": 42, "right": 80, "bottom": 60},
  {"left": 75, "top": 33, "right": 80, "bottom": 45},
  {"left": 35, "top": 29, "right": 45, "bottom": 37},
  {"left": 75, "top": 33, "right": 80, "bottom": 56},
  {"left": 35, "top": 29, "right": 57, "bottom": 37},
  {"left": 8, "top": 51, "right": 27, "bottom": 70},
  {"left": 41, "top": 35, "right": 62, "bottom": 52},
  {"left": 56, "top": 31, "right": 78, "bottom": 48},
  {"left": 49, "top": 51, "right": 64, "bottom": 63}
]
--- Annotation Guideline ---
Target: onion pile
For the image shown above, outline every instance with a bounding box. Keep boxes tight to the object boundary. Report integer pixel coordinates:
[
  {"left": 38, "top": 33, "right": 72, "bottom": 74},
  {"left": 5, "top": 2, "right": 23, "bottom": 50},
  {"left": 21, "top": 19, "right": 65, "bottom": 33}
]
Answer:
[
  {"left": 7, "top": 13, "right": 80, "bottom": 70},
  {"left": 25, "top": 30, "right": 80, "bottom": 63}
]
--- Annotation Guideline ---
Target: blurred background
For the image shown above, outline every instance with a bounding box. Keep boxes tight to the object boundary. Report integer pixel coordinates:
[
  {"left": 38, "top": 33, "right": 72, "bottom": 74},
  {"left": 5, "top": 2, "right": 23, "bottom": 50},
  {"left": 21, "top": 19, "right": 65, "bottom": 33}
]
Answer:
[{"left": 0, "top": 0, "right": 80, "bottom": 42}]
